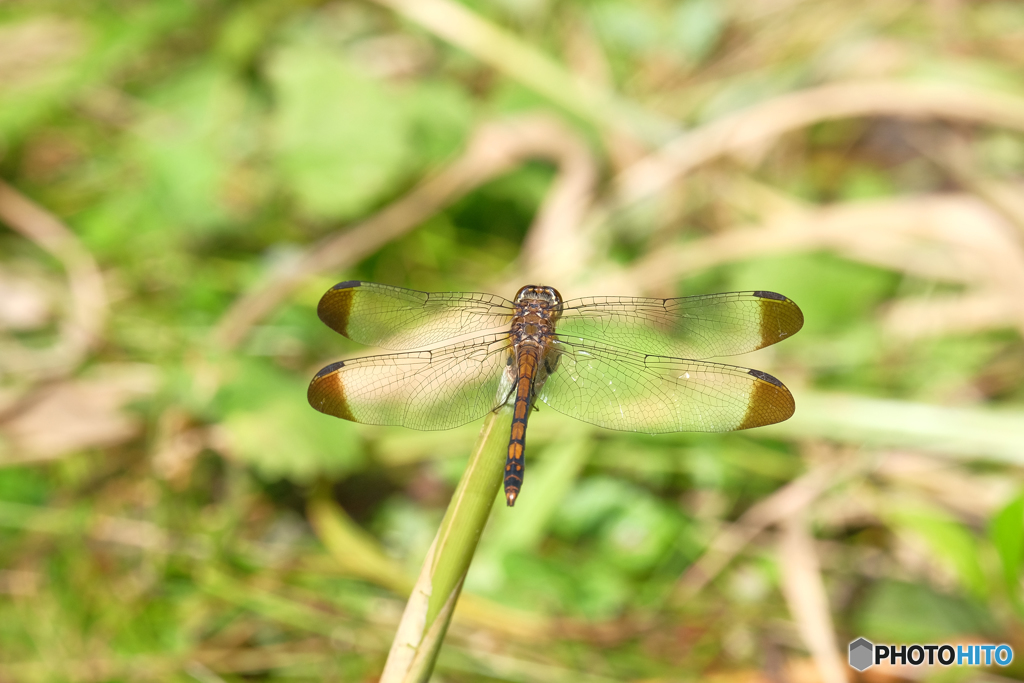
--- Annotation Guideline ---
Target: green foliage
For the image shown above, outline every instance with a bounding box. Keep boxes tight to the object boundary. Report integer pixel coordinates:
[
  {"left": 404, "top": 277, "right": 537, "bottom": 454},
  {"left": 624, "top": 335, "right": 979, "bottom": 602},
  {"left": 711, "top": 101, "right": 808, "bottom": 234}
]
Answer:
[
  {"left": 590, "top": 3, "right": 662, "bottom": 54},
  {"left": 217, "top": 359, "right": 363, "bottom": 481},
  {"left": 854, "top": 580, "right": 995, "bottom": 643},
  {"left": 990, "top": 495, "right": 1024, "bottom": 599},
  {"left": 268, "top": 41, "right": 412, "bottom": 220},
  {"left": 133, "top": 66, "right": 258, "bottom": 231},
  {"left": 0, "top": 468, "right": 48, "bottom": 506},
  {"left": 887, "top": 505, "right": 988, "bottom": 598},
  {"left": 670, "top": 0, "right": 725, "bottom": 63},
  {"left": 730, "top": 252, "right": 899, "bottom": 336}
]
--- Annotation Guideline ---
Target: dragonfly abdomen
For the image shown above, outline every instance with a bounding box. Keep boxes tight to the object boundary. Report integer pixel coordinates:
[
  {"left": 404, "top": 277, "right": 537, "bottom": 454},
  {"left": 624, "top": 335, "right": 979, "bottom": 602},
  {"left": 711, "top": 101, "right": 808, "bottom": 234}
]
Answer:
[{"left": 505, "top": 346, "right": 540, "bottom": 507}]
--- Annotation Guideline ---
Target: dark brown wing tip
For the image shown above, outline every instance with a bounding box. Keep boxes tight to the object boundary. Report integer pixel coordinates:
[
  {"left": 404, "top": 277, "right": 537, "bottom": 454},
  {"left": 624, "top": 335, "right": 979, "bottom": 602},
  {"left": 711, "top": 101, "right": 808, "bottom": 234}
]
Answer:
[
  {"left": 307, "top": 361, "right": 356, "bottom": 421},
  {"left": 754, "top": 291, "right": 804, "bottom": 345},
  {"left": 790, "top": 302, "right": 805, "bottom": 335},
  {"left": 317, "top": 283, "right": 361, "bottom": 336},
  {"left": 738, "top": 368, "right": 795, "bottom": 429}
]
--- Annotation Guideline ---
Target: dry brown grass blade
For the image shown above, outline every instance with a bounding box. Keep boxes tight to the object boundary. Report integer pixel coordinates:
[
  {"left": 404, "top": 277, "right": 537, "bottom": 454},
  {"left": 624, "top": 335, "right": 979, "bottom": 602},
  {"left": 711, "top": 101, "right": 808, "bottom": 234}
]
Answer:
[
  {"left": 597, "top": 193, "right": 1024, "bottom": 321},
  {"left": 908, "top": 130, "right": 1024, "bottom": 247},
  {"left": 875, "top": 452, "right": 1017, "bottom": 522},
  {"left": 0, "top": 18, "right": 85, "bottom": 92},
  {"left": 880, "top": 291, "right": 1018, "bottom": 340},
  {"left": 779, "top": 513, "right": 848, "bottom": 683},
  {"left": 0, "top": 569, "right": 41, "bottom": 597},
  {"left": 214, "top": 114, "right": 597, "bottom": 350},
  {"left": 506, "top": 119, "right": 598, "bottom": 287},
  {"left": 0, "top": 180, "right": 107, "bottom": 378},
  {"left": 613, "top": 80, "right": 1024, "bottom": 209},
  {"left": 0, "top": 364, "right": 158, "bottom": 466}
]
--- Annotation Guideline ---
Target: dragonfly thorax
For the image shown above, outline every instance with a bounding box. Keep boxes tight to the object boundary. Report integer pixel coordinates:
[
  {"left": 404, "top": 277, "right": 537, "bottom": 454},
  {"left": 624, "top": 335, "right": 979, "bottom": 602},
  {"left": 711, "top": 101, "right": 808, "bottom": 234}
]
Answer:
[
  {"left": 513, "top": 284, "right": 563, "bottom": 310},
  {"left": 512, "top": 285, "right": 563, "bottom": 343},
  {"left": 511, "top": 285, "right": 562, "bottom": 348}
]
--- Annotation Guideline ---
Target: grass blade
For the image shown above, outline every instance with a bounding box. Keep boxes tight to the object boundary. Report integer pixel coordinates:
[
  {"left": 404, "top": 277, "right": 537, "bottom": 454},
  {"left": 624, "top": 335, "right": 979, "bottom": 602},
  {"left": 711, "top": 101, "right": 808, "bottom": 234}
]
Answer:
[{"left": 380, "top": 404, "right": 512, "bottom": 683}]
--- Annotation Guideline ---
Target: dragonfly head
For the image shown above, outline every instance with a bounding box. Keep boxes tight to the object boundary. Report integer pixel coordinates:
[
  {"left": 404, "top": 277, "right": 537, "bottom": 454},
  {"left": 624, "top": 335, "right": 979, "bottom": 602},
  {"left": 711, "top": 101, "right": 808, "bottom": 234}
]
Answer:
[{"left": 514, "top": 285, "right": 563, "bottom": 314}]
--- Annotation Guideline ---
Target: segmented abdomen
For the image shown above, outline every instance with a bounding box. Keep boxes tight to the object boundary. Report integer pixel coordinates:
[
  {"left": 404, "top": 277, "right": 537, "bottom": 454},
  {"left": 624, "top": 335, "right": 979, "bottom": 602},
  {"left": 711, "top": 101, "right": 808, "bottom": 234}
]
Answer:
[{"left": 504, "top": 347, "right": 539, "bottom": 507}]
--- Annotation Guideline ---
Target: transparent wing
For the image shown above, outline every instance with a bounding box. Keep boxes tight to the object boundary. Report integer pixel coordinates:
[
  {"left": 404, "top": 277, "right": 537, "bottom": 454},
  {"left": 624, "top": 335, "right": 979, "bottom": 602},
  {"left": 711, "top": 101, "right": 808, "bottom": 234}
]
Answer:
[
  {"left": 538, "top": 336, "right": 795, "bottom": 433},
  {"left": 317, "top": 281, "right": 515, "bottom": 350},
  {"left": 308, "top": 333, "right": 515, "bottom": 430},
  {"left": 556, "top": 291, "right": 803, "bottom": 359}
]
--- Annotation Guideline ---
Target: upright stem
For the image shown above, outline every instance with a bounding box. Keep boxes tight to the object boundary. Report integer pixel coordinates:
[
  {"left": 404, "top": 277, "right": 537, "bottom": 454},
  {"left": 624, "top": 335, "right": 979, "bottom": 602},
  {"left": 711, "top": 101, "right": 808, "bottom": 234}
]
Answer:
[{"left": 380, "top": 405, "right": 513, "bottom": 683}]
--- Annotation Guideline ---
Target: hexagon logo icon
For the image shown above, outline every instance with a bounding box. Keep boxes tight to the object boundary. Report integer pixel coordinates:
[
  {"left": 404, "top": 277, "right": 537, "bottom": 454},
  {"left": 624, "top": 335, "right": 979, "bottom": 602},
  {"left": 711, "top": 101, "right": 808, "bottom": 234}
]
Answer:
[{"left": 849, "top": 638, "right": 874, "bottom": 671}]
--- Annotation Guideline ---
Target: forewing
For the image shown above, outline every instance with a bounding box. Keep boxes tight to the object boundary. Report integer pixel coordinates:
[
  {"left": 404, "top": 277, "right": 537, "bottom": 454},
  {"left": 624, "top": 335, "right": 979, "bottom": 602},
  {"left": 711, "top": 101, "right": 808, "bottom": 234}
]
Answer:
[
  {"left": 308, "top": 333, "right": 515, "bottom": 430},
  {"left": 317, "top": 281, "right": 515, "bottom": 350},
  {"left": 556, "top": 291, "right": 803, "bottom": 359},
  {"left": 538, "top": 336, "right": 794, "bottom": 433}
]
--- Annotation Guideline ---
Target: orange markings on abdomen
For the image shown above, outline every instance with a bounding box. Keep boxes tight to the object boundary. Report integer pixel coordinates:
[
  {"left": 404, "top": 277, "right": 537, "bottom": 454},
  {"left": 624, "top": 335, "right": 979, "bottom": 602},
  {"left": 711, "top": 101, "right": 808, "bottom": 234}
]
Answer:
[
  {"left": 505, "top": 347, "right": 540, "bottom": 507},
  {"left": 511, "top": 421, "right": 526, "bottom": 440}
]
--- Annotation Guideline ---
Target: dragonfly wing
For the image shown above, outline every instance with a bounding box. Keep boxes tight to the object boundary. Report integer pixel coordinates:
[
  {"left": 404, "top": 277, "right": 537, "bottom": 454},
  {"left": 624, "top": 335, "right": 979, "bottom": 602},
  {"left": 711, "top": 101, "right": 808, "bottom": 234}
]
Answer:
[
  {"left": 318, "top": 281, "right": 515, "bottom": 350},
  {"left": 308, "top": 333, "right": 515, "bottom": 431},
  {"left": 556, "top": 291, "right": 803, "bottom": 359},
  {"left": 538, "top": 336, "right": 794, "bottom": 433}
]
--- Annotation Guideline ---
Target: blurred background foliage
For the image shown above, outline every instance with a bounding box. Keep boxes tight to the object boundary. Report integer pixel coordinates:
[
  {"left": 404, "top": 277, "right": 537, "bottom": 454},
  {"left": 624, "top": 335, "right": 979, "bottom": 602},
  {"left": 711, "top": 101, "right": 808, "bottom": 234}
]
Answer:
[{"left": 2, "top": 0, "right": 1024, "bottom": 681}]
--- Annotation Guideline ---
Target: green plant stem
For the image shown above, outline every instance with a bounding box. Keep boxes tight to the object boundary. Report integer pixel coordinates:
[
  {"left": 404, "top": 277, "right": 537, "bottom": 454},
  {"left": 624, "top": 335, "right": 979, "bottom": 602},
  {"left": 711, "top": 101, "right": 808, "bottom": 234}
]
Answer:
[
  {"left": 308, "top": 494, "right": 414, "bottom": 595},
  {"left": 380, "top": 404, "right": 512, "bottom": 683}
]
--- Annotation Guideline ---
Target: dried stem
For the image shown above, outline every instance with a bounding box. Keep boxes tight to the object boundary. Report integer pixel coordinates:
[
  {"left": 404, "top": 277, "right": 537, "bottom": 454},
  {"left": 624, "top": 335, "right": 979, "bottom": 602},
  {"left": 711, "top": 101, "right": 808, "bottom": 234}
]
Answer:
[
  {"left": 612, "top": 80, "right": 1024, "bottom": 210},
  {"left": 0, "top": 180, "right": 107, "bottom": 378}
]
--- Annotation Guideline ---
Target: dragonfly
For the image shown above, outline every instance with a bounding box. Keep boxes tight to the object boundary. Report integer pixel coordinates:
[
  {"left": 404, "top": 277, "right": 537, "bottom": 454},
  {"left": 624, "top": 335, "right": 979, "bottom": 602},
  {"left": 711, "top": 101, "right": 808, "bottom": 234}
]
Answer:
[{"left": 308, "top": 281, "right": 803, "bottom": 507}]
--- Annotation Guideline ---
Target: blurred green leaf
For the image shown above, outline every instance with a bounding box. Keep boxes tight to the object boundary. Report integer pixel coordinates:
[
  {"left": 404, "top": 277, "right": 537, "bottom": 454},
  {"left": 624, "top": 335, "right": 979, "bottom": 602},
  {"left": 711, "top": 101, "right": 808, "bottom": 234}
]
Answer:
[
  {"left": 375, "top": 498, "right": 444, "bottom": 574},
  {"left": 989, "top": 495, "right": 1024, "bottom": 598},
  {"left": 839, "top": 167, "right": 897, "bottom": 200},
  {"left": 888, "top": 505, "right": 988, "bottom": 599},
  {"left": 132, "top": 66, "right": 259, "bottom": 231},
  {"left": 729, "top": 253, "right": 899, "bottom": 336},
  {"left": 670, "top": 0, "right": 725, "bottom": 63},
  {"left": 0, "top": 4, "right": 195, "bottom": 141},
  {"left": 601, "top": 495, "right": 683, "bottom": 574},
  {"left": 405, "top": 80, "right": 474, "bottom": 166},
  {"left": 683, "top": 444, "right": 728, "bottom": 489},
  {"left": 900, "top": 334, "right": 1007, "bottom": 401},
  {"left": 217, "top": 359, "right": 362, "bottom": 481},
  {"left": 854, "top": 580, "right": 995, "bottom": 643},
  {"left": 485, "top": 436, "right": 590, "bottom": 555},
  {"left": 589, "top": 2, "right": 662, "bottom": 53},
  {"left": 0, "top": 468, "right": 49, "bottom": 506},
  {"left": 268, "top": 41, "right": 410, "bottom": 220},
  {"left": 553, "top": 476, "right": 633, "bottom": 539},
  {"left": 572, "top": 562, "right": 633, "bottom": 618},
  {"left": 978, "top": 130, "right": 1024, "bottom": 175}
]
